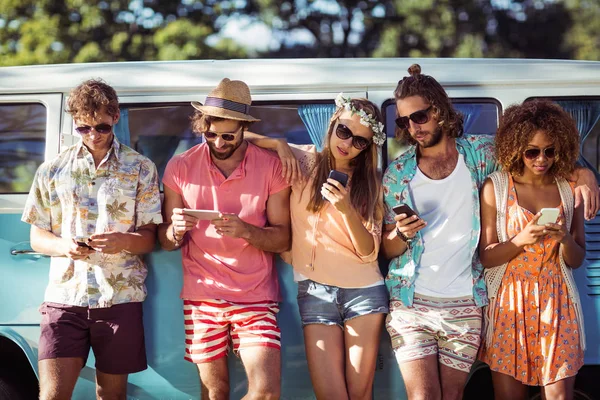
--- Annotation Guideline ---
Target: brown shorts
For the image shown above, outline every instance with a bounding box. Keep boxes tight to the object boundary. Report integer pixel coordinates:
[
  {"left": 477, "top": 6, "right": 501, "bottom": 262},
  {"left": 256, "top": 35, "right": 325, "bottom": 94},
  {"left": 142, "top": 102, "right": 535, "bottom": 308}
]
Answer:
[{"left": 38, "top": 302, "right": 147, "bottom": 375}]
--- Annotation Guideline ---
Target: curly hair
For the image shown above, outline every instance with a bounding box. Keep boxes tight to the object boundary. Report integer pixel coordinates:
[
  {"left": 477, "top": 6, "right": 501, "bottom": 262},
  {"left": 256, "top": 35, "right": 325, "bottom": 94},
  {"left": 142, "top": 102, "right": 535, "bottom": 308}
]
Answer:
[
  {"left": 306, "top": 98, "right": 383, "bottom": 228},
  {"left": 495, "top": 99, "right": 580, "bottom": 179},
  {"left": 190, "top": 111, "right": 251, "bottom": 135},
  {"left": 394, "top": 64, "right": 463, "bottom": 144},
  {"left": 66, "top": 79, "right": 119, "bottom": 120}
]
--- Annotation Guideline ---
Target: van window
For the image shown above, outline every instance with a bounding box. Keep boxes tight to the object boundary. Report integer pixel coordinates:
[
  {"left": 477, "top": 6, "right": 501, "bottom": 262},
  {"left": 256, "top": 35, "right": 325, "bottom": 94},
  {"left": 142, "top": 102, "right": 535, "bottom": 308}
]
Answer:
[
  {"left": 383, "top": 100, "right": 499, "bottom": 165},
  {"left": 119, "top": 102, "right": 316, "bottom": 184},
  {"left": 0, "top": 103, "right": 46, "bottom": 194}
]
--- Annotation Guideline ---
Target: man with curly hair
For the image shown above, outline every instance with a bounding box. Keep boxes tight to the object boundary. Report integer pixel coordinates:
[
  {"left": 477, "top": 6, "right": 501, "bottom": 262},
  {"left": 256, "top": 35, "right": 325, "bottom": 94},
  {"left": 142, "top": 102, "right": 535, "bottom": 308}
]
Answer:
[
  {"left": 21, "top": 79, "right": 162, "bottom": 399},
  {"left": 380, "top": 65, "right": 598, "bottom": 400}
]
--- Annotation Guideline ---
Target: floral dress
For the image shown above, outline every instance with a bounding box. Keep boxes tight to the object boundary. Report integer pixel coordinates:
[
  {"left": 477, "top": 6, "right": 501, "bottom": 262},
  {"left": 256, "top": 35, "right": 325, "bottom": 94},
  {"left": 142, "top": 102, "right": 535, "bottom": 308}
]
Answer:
[{"left": 481, "top": 176, "right": 583, "bottom": 385}]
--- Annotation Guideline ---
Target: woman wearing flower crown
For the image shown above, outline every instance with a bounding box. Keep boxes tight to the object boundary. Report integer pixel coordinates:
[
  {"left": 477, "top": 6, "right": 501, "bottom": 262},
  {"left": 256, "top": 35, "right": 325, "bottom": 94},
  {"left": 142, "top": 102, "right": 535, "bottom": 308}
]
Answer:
[{"left": 246, "top": 94, "right": 387, "bottom": 399}]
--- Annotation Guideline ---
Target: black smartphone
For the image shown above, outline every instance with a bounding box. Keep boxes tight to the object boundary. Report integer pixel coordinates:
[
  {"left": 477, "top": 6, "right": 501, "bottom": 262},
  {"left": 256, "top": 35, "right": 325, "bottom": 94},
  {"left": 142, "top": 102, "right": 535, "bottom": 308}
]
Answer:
[
  {"left": 75, "top": 237, "right": 92, "bottom": 249},
  {"left": 393, "top": 204, "right": 418, "bottom": 218},
  {"left": 328, "top": 170, "right": 349, "bottom": 187}
]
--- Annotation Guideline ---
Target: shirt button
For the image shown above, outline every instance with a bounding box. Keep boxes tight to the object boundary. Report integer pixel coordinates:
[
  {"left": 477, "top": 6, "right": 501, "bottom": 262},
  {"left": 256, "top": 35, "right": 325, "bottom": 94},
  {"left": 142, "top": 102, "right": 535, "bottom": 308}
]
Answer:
[{"left": 536, "top": 248, "right": 543, "bottom": 255}]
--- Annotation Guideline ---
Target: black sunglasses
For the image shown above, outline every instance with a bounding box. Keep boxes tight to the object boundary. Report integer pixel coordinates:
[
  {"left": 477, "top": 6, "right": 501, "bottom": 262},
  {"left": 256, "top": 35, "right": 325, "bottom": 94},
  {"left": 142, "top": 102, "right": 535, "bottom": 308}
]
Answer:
[
  {"left": 395, "top": 106, "right": 432, "bottom": 130},
  {"left": 204, "top": 126, "right": 242, "bottom": 142},
  {"left": 335, "top": 122, "right": 371, "bottom": 151},
  {"left": 75, "top": 123, "right": 113, "bottom": 135},
  {"left": 523, "top": 147, "right": 556, "bottom": 160}
]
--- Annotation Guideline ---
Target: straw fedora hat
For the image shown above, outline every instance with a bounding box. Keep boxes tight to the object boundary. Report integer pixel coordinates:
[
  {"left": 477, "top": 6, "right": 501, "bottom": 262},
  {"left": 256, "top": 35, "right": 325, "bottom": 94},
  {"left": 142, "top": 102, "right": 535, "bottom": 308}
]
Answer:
[{"left": 191, "top": 78, "right": 260, "bottom": 122}]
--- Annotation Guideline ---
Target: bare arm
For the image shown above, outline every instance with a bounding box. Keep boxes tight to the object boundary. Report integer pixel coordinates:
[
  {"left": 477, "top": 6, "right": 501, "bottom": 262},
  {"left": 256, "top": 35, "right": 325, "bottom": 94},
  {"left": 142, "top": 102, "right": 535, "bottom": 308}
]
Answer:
[
  {"left": 213, "top": 187, "right": 292, "bottom": 253},
  {"left": 30, "top": 225, "right": 94, "bottom": 260},
  {"left": 244, "top": 131, "right": 301, "bottom": 184},
  {"left": 381, "top": 212, "right": 426, "bottom": 260},
  {"left": 572, "top": 166, "right": 599, "bottom": 220},
  {"left": 88, "top": 224, "right": 157, "bottom": 255},
  {"left": 158, "top": 185, "right": 198, "bottom": 251},
  {"left": 381, "top": 223, "right": 408, "bottom": 260},
  {"left": 479, "top": 178, "right": 547, "bottom": 268}
]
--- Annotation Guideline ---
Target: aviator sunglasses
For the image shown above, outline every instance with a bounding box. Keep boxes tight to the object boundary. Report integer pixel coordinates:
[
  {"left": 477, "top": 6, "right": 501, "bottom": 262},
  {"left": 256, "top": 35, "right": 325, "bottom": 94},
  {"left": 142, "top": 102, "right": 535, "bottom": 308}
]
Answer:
[
  {"left": 204, "top": 126, "right": 242, "bottom": 141},
  {"left": 335, "top": 122, "right": 371, "bottom": 151},
  {"left": 523, "top": 147, "right": 556, "bottom": 160},
  {"left": 395, "top": 106, "right": 433, "bottom": 130},
  {"left": 75, "top": 123, "right": 113, "bottom": 135}
]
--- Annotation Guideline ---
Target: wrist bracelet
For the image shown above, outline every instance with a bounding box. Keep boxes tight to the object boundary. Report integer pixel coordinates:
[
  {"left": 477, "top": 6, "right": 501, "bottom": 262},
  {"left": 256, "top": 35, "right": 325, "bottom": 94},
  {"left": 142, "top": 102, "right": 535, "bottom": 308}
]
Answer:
[
  {"left": 172, "top": 224, "right": 183, "bottom": 246},
  {"left": 395, "top": 227, "right": 412, "bottom": 244}
]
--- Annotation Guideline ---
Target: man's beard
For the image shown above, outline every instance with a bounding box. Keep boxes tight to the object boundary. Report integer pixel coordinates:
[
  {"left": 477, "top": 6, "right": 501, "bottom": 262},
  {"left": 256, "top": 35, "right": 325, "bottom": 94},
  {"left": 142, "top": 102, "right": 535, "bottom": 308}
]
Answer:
[
  {"left": 207, "top": 136, "right": 243, "bottom": 160},
  {"left": 418, "top": 126, "right": 443, "bottom": 148}
]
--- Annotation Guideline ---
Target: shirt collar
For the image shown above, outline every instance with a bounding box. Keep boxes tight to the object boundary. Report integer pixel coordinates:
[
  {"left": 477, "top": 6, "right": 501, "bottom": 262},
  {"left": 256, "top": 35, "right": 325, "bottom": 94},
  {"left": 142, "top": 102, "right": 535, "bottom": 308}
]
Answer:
[{"left": 75, "top": 135, "right": 121, "bottom": 162}]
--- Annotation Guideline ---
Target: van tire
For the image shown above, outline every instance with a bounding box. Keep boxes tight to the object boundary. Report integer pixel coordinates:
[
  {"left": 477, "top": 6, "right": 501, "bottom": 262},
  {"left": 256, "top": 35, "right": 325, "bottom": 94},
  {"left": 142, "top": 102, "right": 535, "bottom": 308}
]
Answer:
[{"left": 0, "top": 375, "right": 30, "bottom": 400}]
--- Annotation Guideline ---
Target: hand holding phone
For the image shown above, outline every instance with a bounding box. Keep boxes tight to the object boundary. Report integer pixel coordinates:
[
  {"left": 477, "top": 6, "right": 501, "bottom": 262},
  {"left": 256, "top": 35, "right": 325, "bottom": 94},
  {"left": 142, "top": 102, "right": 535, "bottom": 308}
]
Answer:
[
  {"left": 75, "top": 236, "right": 93, "bottom": 249},
  {"left": 323, "top": 170, "right": 349, "bottom": 201}
]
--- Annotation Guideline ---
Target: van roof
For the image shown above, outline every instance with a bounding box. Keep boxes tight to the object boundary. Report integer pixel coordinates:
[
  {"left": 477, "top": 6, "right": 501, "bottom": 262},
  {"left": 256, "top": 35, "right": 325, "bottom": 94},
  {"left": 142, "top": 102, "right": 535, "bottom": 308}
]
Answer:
[{"left": 1, "top": 58, "right": 599, "bottom": 94}]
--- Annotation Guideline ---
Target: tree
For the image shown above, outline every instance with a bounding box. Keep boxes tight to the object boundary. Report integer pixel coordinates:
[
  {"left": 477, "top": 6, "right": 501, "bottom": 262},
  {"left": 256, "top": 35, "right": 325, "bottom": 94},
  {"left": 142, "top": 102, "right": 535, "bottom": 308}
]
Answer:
[{"left": 0, "top": 0, "right": 247, "bottom": 66}]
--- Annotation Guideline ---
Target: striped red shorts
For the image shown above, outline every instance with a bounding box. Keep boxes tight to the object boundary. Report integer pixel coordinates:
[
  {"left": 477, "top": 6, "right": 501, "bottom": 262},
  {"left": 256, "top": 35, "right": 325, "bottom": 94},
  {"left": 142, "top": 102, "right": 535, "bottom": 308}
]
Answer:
[{"left": 183, "top": 299, "right": 281, "bottom": 364}]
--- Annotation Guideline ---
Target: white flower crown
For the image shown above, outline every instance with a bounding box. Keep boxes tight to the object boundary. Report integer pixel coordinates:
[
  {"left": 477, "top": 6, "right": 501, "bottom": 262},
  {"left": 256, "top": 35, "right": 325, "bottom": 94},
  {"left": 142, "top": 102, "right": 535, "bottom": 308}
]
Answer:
[{"left": 335, "top": 93, "right": 386, "bottom": 146}]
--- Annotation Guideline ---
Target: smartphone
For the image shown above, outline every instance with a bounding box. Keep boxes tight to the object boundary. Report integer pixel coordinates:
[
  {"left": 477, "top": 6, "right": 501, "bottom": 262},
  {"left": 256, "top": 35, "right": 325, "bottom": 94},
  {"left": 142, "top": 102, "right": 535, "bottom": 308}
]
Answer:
[
  {"left": 75, "top": 237, "right": 92, "bottom": 249},
  {"left": 328, "top": 170, "right": 349, "bottom": 187},
  {"left": 393, "top": 204, "right": 418, "bottom": 219},
  {"left": 537, "top": 207, "right": 560, "bottom": 225},
  {"left": 182, "top": 209, "right": 221, "bottom": 220}
]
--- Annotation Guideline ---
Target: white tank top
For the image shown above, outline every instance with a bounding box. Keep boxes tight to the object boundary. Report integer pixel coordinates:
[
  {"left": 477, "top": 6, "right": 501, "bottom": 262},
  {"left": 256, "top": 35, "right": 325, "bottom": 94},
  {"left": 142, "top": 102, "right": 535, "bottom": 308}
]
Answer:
[{"left": 409, "top": 154, "right": 474, "bottom": 298}]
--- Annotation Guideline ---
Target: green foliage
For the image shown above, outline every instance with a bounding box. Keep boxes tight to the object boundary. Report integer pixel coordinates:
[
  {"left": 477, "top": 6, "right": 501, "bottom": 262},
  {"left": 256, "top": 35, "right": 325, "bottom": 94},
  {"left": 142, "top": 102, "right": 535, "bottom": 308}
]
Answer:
[{"left": 0, "top": 0, "right": 599, "bottom": 64}]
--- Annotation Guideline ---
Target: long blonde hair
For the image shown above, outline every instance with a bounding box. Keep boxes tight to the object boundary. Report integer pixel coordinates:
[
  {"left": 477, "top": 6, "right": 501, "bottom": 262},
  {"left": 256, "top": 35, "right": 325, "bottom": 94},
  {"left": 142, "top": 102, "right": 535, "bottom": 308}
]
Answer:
[{"left": 306, "top": 98, "right": 383, "bottom": 228}]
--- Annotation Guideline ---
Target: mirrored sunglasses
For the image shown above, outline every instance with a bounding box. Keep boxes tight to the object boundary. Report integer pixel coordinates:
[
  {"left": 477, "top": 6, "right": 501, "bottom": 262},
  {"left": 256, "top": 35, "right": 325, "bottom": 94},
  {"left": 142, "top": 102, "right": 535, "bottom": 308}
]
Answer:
[{"left": 75, "top": 123, "right": 113, "bottom": 135}]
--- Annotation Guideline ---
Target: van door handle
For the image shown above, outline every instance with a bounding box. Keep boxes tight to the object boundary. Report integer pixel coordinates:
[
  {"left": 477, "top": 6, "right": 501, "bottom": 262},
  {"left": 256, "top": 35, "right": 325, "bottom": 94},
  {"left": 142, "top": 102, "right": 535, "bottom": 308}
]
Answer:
[
  {"left": 10, "top": 249, "right": 48, "bottom": 257},
  {"left": 9, "top": 242, "right": 50, "bottom": 259}
]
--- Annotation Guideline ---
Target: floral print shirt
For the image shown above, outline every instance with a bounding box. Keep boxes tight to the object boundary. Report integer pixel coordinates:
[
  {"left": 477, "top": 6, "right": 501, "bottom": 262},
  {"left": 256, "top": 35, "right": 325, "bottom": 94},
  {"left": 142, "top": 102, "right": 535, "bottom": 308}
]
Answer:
[
  {"left": 22, "top": 138, "right": 162, "bottom": 308},
  {"left": 382, "top": 135, "right": 499, "bottom": 307}
]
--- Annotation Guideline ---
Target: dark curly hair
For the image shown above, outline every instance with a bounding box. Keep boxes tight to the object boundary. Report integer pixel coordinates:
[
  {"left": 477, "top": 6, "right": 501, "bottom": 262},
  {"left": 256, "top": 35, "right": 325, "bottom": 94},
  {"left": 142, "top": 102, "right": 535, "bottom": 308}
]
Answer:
[
  {"left": 394, "top": 64, "right": 463, "bottom": 144},
  {"left": 495, "top": 99, "right": 580, "bottom": 179},
  {"left": 66, "top": 79, "right": 119, "bottom": 120}
]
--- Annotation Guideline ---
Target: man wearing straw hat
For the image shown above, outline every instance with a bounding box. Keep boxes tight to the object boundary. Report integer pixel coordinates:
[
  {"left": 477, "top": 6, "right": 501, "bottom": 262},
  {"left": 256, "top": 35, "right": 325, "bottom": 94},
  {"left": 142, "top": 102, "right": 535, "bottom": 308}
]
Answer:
[{"left": 159, "top": 78, "right": 291, "bottom": 399}]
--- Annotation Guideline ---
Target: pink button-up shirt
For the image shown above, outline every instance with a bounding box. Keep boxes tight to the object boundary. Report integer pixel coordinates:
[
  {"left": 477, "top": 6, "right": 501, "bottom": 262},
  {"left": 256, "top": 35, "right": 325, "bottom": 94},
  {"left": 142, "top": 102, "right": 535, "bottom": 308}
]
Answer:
[{"left": 162, "top": 142, "right": 289, "bottom": 302}]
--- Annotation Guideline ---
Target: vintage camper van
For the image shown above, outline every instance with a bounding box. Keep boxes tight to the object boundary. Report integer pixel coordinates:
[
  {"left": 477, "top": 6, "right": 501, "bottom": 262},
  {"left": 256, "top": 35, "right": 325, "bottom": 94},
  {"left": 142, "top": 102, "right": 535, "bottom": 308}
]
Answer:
[{"left": 1, "top": 58, "right": 599, "bottom": 399}]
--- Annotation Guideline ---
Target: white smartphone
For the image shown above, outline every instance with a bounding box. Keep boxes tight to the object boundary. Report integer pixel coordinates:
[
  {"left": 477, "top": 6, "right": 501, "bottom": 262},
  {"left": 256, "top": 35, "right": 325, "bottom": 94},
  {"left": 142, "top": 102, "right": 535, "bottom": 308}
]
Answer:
[
  {"left": 537, "top": 207, "right": 560, "bottom": 226},
  {"left": 182, "top": 209, "right": 221, "bottom": 220}
]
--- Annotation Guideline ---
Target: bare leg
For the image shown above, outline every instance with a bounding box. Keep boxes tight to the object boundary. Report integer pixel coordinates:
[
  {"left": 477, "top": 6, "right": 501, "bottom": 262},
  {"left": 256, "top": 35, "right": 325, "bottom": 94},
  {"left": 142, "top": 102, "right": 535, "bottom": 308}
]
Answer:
[
  {"left": 304, "top": 324, "right": 349, "bottom": 400},
  {"left": 491, "top": 371, "right": 528, "bottom": 400},
  {"left": 197, "top": 357, "right": 229, "bottom": 400},
  {"left": 398, "top": 356, "right": 441, "bottom": 400},
  {"left": 438, "top": 364, "right": 469, "bottom": 400},
  {"left": 541, "top": 376, "right": 576, "bottom": 400},
  {"left": 344, "top": 314, "right": 384, "bottom": 400},
  {"left": 95, "top": 371, "right": 128, "bottom": 400},
  {"left": 238, "top": 346, "right": 281, "bottom": 400},
  {"left": 39, "top": 357, "right": 84, "bottom": 400}
]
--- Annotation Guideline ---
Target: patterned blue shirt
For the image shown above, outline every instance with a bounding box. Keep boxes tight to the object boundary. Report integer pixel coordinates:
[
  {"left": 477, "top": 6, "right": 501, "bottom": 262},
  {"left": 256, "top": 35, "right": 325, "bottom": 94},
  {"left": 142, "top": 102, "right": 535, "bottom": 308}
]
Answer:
[{"left": 382, "top": 135, "right": 499, "bottom": 307}]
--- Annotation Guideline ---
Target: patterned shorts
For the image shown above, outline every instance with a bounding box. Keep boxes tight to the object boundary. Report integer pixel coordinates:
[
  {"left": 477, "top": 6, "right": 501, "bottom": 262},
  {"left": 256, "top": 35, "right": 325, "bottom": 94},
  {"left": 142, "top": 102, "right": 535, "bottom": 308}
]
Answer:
[
  {"left": 386, "top": 294, "right": 482, "bottom": 373},
  {"left": 183, "top": 299, "right": 281, "bottom": 364}
]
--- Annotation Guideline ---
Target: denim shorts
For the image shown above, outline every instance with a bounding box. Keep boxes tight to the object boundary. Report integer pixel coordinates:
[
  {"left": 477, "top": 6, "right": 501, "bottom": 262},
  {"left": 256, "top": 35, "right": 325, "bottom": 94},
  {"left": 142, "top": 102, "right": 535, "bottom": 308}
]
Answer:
[{"left": 297, "top": 279, "right": 389, "bottom": 328}]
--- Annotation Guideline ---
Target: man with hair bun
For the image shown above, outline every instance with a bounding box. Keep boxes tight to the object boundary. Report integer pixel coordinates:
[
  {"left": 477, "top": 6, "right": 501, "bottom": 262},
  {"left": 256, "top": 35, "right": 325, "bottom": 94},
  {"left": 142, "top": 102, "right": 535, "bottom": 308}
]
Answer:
[
  {"left": 381, "top": 65, "right": 598, "bottom": 399},
  {"left": 22, "top": 78, "right": 162, "bottom": 399}
]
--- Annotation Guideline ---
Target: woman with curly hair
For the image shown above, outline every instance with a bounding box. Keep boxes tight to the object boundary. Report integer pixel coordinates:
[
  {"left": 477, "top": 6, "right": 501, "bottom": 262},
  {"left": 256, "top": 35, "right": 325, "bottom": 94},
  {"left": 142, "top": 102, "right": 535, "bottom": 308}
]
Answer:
[
  {"left": 246, "top": 95, "right": 388, "bottom": 399},
  {"left": 479, "top": 99, "right": 586, "bottom": 400}
]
